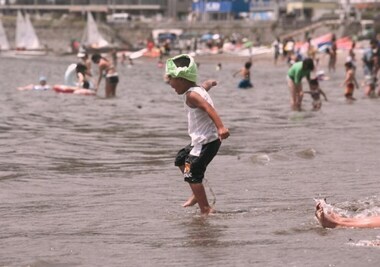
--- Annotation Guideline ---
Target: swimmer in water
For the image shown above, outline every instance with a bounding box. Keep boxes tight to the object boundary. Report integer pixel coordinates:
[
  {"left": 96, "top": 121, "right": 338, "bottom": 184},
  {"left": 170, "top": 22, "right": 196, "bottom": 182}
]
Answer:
[
  {"left": 233, "top": 61, "right": 253, "bottom": 89},
  {"left": 315, "top": 199, "right": 380, "bottom": 228},
  {"left": 17, "top": 76, "right": 51, "bottom": 91}
]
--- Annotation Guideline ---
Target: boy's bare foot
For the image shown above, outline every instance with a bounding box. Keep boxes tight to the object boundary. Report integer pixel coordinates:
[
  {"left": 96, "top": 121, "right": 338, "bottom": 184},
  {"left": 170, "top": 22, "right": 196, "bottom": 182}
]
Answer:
[
  {"left": 201, "top": 206, "right": 216, "bottom": 216},
  {"left": 182, "top": 195, "right": 197, "bottom": 207}
]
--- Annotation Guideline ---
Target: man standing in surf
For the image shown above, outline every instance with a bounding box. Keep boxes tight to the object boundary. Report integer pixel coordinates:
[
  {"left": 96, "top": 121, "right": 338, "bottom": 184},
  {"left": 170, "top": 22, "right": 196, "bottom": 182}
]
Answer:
[
  {"left": 287, "top": 58, "right": 315, "bottom": 111},
  {"left": 165, "top": 54, "right": 230, "bottom": 215}
]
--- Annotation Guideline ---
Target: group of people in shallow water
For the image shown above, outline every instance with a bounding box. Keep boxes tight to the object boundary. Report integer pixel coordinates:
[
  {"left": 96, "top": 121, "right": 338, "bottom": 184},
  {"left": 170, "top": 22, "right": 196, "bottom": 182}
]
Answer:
[
  {"left": 285, "top": 38, "right": 380, "bottom": 111},
  {"left": 18, "top": 51, "right": 119, "bottom": 98},
  {"left": 15, "top": 45, "right": 380, "bottom": 235}
]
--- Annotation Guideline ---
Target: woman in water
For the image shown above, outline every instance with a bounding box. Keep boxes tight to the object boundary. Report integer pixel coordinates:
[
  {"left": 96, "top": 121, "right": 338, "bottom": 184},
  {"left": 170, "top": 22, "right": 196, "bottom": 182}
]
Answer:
[{"left": 91, "top": 53, "right": 119, "bottom": 98}]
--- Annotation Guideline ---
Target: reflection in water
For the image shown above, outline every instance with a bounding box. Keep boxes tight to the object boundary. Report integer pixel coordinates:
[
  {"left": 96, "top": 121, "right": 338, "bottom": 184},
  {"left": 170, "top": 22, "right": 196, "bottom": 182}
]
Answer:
[{"left": 183, "top": 217, "right": 224, "bottom": 247}]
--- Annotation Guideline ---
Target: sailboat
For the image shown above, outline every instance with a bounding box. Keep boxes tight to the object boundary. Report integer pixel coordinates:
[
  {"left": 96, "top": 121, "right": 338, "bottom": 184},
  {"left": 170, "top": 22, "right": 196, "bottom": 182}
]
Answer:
[
  {"left": 81, "top": 12, "right": 111, "bottom": 52},
  {"left": 15, "top": 10, "right": 46, "bottom": 55},
  {"left": 0, "top": 18, "right": 10, "bottom": 51}
]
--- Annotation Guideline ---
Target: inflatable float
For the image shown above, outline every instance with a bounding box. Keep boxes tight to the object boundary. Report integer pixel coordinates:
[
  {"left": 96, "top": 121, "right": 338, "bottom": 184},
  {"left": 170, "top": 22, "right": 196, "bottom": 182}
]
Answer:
[{"left": 53, "top": 85, "right": 96, "bottom": 96}]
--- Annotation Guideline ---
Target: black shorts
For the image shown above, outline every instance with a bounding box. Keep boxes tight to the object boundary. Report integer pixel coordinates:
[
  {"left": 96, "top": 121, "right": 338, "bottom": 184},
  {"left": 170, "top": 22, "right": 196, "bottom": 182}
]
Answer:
[
  {"left": 107, "top": 75, "right": 119, "bottom": 84},
  {"left": 82, "top": 81, "right": 90, "bottom": 89},
  {"left": 174, "top": 139, "right": 221, "bottom": 184}
]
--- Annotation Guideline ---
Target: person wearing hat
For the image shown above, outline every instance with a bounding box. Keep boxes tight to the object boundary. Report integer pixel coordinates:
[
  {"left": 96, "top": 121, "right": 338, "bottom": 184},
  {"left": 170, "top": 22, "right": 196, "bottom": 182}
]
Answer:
[
  {"left": 17, "top": 76, "right": 51, "bottom": 91},
  {"left": 166, "top": 54, "right": 230, "bottom": 215},
  {"left": 77, "top": 52, "right": 93, "bottom": 77}
]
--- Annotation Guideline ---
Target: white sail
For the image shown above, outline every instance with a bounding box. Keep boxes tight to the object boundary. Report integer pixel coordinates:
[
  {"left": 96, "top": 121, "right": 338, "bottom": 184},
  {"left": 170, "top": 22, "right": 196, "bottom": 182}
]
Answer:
[
  {"left": 15, "top": 10, "right": 26, "bottom": 49},
  {"left": 24, "top": 13, "right": 40, "bottom": 49},
  {"left": 81, "top": 12, "right": 109, "bottom": 48},
  {"left": 15, "top": 11, "right": 41, "bottom": 50},
  {"left": 0, "top": 18, "right": 10, "bottom": 50}
]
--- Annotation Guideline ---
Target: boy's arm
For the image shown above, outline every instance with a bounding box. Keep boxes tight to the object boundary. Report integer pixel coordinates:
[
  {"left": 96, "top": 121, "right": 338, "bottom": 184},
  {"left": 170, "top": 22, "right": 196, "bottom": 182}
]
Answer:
[
  {"left": 320, "top": 89, "right": 328, "bottom": 101},
  {"left": 342, "top": 70, "right": 352, "bottom": 86},
  {"left": 201, "top": 80, "right": 217, "bottom": 91},
  {"left": 186, "top": 92, "right": 230, "bottom": 140},
  {"left": 232, "top": 69, "right": 241, "bottom": 77}
]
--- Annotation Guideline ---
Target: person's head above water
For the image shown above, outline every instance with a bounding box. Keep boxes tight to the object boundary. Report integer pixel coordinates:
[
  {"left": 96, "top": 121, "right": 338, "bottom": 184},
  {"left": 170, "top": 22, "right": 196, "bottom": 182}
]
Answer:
[
  {"left": 91, "top": 54, "right": 102, "bottom": 64},
  {"left": 302, "top": 58, "right": 314, "bottom": 71},
  {"left": 165, "top": 54, "right": 197, "bottom": 83},
  {"left": 309, "top": 78, "right": 319, "bottom": 89},
  {"left": 76, "top": 63, "right": 87, "bottom": 74},
  {"left": 39, "top": 76, "right": 47, "bottom": 85}
]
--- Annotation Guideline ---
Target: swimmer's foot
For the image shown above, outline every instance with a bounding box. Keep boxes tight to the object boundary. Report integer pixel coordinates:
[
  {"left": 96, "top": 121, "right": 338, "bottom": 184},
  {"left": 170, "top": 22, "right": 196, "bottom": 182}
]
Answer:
[
  {"left": 182, "top": 195, "right": 197, "bottom": 207},
  {"left": 315, "top": 200, "right": 338, "bottom": 229}
]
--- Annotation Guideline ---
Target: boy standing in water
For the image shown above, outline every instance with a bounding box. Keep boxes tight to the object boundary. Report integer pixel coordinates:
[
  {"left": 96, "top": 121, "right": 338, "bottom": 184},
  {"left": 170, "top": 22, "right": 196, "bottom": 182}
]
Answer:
[
  {"left": 233, "top": 61, "right": 253, "bottom": 89},
  {"left": 342, "top": 61, "right": 359, "bottom": 100},
  {"left": 166, "top": 54, "right": 230, "bottom": 215},
  {"left": 303, "top": 78, "right": 328, "bottom": 111}
]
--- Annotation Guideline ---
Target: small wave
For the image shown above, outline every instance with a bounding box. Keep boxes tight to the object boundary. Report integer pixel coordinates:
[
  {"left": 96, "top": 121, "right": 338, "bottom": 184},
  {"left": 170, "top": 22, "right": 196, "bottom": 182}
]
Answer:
[
  {"left": 348, "top": 239, "right": 380, "bottom": 248},
  {"left": 296, "top": 148, "right": 317, "bottom": 159},
  {"left": 250, "top": 153, "right": 270, "bottom": 165}
]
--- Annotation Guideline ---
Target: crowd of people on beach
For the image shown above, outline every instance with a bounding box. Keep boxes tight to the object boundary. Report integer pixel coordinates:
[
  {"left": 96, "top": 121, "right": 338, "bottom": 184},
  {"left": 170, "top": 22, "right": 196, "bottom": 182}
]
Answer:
[
  {"left": 280, "top": 35, "right": 380, "bottom": 111},
  {"left": 13, "top": 33, "right": 380, "bottom": 231}
]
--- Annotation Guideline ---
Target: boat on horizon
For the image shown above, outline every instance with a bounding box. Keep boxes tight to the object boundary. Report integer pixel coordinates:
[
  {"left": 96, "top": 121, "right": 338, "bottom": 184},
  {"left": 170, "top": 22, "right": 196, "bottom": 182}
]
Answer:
[
  {"left": 0, "top": 18, "right": 10, "bottom": 51},
  {"left": 15, "top": 10, "right": 47, "bottom": 56},
  {"left": 80, "top": 11, "right": 116, "bottom": 53}
]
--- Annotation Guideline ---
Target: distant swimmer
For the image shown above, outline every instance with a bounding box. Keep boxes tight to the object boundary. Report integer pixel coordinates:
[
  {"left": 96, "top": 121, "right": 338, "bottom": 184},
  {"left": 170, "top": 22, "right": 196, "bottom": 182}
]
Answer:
[
  {"left": 315, "top": 199, "right": 380, "bottom": 229},
  {"left": 17, "top": 76, "right": 51, "bottom": 91},
  {"left": 362, "top": 39, "right": 379, "bottom": 97},
  {"left": 342, "top": 61, "right": 359, "bottom": 101},
  {"left": 233, "top": 61, "right": 253, "bottom": 89}
]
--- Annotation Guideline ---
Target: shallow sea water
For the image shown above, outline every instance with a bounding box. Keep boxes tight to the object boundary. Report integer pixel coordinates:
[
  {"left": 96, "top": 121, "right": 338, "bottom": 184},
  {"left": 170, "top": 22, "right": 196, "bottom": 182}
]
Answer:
[{"left": 1, "top": 53, "right": 380, "bottom": 267}]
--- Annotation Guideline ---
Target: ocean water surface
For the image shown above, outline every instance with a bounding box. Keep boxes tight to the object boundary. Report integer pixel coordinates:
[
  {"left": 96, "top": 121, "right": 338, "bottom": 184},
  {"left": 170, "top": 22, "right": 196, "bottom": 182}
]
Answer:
[{"left": 1, "top": 53, "right": 380, "bottom": 267}]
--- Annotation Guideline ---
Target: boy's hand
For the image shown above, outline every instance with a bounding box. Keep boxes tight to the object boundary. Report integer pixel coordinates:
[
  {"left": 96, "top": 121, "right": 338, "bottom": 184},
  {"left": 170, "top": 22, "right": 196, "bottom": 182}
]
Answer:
[{"left": 218, "top": 127, "right": 230, "bottom": 140}]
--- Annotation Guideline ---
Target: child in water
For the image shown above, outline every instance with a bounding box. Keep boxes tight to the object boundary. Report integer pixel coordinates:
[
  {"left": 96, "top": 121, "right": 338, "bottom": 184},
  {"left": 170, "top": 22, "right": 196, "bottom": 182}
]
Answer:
[
  {"left": 17, "top": 76, "right": 51, "bottom": 91},
  {"left": 303, "top": 78, "right": 327, "bottom": 111},
  {"left": 233, "top": 61, "right": 253, "bottom": 89},
  {"left": 342, "top": 61, "right": 359, "bottom": 101},
  {"left": 165, "top": 54, "right": 230, "bottom": 215}
]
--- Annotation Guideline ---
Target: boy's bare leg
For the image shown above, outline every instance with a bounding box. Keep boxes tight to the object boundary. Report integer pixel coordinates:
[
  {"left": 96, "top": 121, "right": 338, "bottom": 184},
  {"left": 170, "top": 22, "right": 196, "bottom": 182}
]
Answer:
[
  {"left": 182, "top": 194, "right": 197, "bottom": 207},
  {"left": 177, "top": 165, "right": 198, "bottom": 207},
  {"left": 189, "top": 183, "right": 214, "bottom": 215}
]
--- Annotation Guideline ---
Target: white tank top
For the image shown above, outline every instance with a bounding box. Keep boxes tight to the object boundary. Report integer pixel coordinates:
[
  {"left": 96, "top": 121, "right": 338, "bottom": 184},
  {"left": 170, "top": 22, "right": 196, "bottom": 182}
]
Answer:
[
  {"left": 64, "top": 63, "right": 77, "bottom": 86},
  {"left": 184, "top": 86, "right": 218, "bottom": 156}
]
